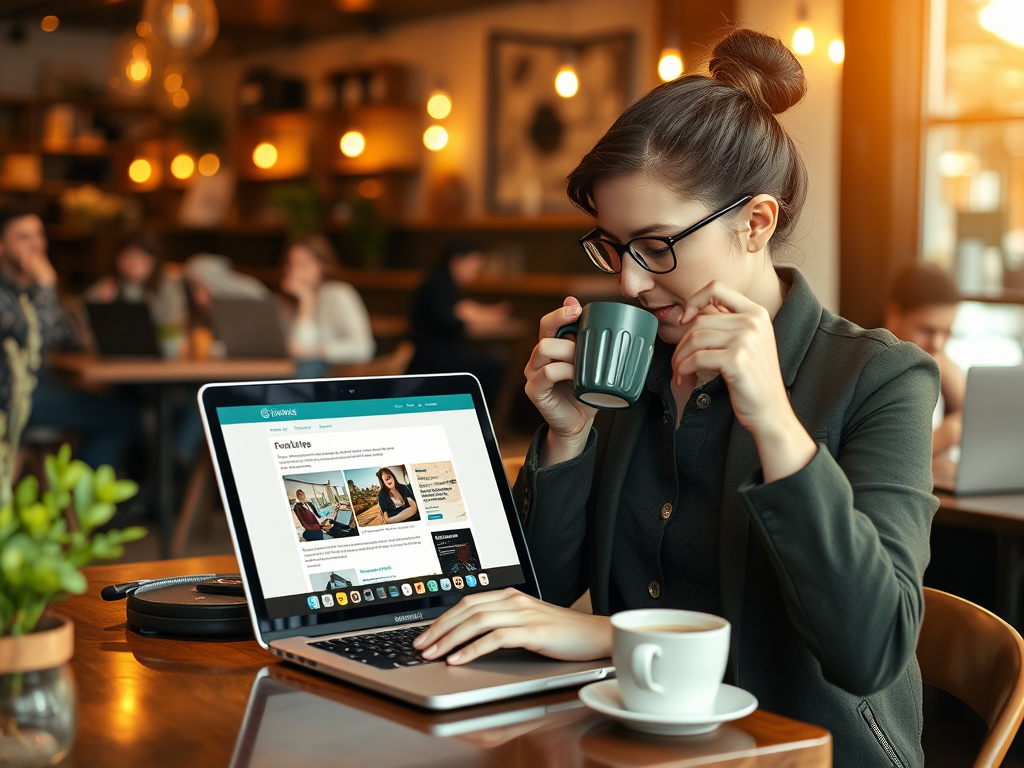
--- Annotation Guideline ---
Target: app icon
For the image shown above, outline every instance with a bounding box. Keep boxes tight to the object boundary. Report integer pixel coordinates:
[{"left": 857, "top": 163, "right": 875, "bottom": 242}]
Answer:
[
  {"left": 388, "top": 586, "right": 400, "bottom": 597},
  {"left": 307, "top": 596, "right": 321, "bottom": 610},
  {"left": 440, "top": 578, "right": 451, "bottom": 591},
  {"left": 478, "top": 573, "right": 489, "bottom": 586},
  {"left": 376, "top": 587, "right": 387, "bottom": 599},
  {"left": 321, "top": 594, "right": 334, "bottom": 608},
  {"left": 335, "top": 592, "right": 348, "bottom": 606},
  {"left": 426, "top": 580, "right": 438, "bottom": 592},
  {"left": 363, "top": 589, "right": 374, "bottom": 601},
  {"left": 453, "top": 576, "right": 465, "bottom": 589},
  {"left": 401, "top": 583, "right": 413, "bottom": 596},
  {"left": 414, "top": 582, "right": 425, "bottom": 594},
  {"left": 465, "top": 575, "right": 477, "bottom": 588},
  {"left": 350, "top": 590, "right": 361, "bottom": 604}
]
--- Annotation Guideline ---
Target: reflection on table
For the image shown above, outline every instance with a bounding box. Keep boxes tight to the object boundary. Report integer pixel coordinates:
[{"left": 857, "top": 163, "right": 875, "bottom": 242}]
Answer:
[{"left": 54, "top": 555, "right": 832, "bottom": 768}]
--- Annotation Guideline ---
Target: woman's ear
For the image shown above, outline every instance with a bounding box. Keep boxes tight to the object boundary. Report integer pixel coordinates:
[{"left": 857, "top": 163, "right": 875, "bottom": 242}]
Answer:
[{"left": 745, "top": 195, "right": 779, "bottom": 253}]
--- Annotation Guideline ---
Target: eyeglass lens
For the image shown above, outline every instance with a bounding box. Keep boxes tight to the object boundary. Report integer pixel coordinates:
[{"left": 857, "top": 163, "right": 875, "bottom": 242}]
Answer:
[{"left": 583, "top": 238, "right": 676, "bottom": 274}]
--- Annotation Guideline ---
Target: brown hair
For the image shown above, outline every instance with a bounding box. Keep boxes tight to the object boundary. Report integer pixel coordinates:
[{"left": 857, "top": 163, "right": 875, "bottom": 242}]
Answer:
[
  {"left": 566, "top": 28, "right": 808, "bottom": 251},
  {"left": 889, "top": 263, "right": 960, "bottom": 312},
  {"left": 375, "top": 467, "right": 399, "bottom": 488},
  {"left": 114, "top": 230, "right": 164, "bottom": 296},
  {"left": 284, "top": 234, "right": 341, "bottom": 279}
]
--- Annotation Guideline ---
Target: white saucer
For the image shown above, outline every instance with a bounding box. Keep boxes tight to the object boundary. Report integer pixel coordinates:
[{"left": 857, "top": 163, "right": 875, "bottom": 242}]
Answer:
[{"left": 578, "top": 679, "right": 758, "bottom": 736}]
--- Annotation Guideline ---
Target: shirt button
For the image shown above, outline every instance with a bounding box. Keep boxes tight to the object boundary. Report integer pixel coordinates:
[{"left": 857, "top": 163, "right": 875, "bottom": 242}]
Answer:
[
  {"left": 696, "top": 393, "right": 711, "bottom": 409},
  {"left": 660, "top": 502, "right": 672, "bottom": 520},
  {"left": 648, "top": 580, "right": 661, "bottom": 598}
]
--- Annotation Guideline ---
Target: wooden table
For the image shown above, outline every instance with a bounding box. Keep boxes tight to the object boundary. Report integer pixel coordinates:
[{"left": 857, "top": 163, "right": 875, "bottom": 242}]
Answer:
[
  {"left": 53, "top": 556, "right": 832, "bottom": 768},
  {"left": 49, "top": 355, "right": 296, "bottom": 557}
]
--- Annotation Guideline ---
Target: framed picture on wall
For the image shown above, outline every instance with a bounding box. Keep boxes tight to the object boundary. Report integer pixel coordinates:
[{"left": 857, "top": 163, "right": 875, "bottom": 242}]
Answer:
[{"left": 486, "top": 30, "right": 636, "bottom": 215}]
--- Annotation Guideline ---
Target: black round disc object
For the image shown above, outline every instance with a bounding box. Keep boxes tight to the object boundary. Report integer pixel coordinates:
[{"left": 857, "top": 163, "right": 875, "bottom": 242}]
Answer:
[{"left": 126, "top": 575, "right": 252, "bottom": 638}]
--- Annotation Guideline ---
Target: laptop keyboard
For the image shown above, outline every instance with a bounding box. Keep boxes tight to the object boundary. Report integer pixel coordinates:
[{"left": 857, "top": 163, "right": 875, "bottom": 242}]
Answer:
[{"left": 309, "top": 625, "right": 441, "bottom": 670}]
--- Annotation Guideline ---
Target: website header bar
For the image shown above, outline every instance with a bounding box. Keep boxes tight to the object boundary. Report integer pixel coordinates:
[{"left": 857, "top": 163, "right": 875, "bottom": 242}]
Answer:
[{"left": 217, "top": 394, "right": 475, "bottom": 425}]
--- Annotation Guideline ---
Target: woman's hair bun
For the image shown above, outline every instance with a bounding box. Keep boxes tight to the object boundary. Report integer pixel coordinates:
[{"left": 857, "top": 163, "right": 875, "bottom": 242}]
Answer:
[{"left": 708, "top": 28, "right": 806, "bottom": 115}]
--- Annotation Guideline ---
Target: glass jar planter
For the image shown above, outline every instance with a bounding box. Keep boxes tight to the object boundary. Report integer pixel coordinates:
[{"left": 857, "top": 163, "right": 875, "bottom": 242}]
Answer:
[{"left": 0, "top": 615, "right": 76, "bottom": 767}]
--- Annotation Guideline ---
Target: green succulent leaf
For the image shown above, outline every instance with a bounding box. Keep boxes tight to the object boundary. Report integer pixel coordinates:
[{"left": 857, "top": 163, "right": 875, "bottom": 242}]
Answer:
[
  {"left": 15, "top": 475, "right": 38, "bottom": 509},
  {"left": 109, "top": 479, "right": 139, "bottom": 504},
  {"left": 19, "top": 502, "right": 50, "bottom": 538},
  {"left": 80, "top": 502, "right": 116, "bottom": 534},
  {"left": 72, "top": 467, "right": 95, "bottom": 524},
  {"left": 55, "top": 561, "right": 87, "bottom": 594}
]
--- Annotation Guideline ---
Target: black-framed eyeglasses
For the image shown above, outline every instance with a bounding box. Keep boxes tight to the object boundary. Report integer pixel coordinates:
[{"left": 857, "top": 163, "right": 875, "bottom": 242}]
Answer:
[{"left": 579, "top": 195, "right": 754, "bottom": 275}]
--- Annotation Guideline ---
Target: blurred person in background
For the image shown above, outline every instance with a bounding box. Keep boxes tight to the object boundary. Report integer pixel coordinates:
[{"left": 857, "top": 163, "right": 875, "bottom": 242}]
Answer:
[
  {"left": 407, "top": 241, "right": 511, "bottom": 406},
  {"left": 0, "top": 205, "right": 139, "bottom": 470},
  {"left": 85, "top": 230, "right": 188, "bottom": 336},
  {"left": 885, "top": 262, "right": 964, "bottom": 456},
  {"left": 278, "top": 234, "right": 374, "bottom": 378}
]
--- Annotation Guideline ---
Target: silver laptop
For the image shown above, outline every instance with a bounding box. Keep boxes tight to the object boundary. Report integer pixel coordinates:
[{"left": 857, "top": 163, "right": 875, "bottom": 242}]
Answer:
[
  {"left": 933, "top": 366, "right": 1024, "bottom": 495},
  {"left": 199, "top": 373, "right": 612, "bottom": 710},
  {"left": 210, "top": 297, "right": 289, "bottom": 358}
]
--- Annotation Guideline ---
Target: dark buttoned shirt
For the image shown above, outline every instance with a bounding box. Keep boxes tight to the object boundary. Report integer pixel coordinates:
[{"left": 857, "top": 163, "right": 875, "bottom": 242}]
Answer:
[{"left": 608, "top": 343, "right": 732, "bottom": 616}]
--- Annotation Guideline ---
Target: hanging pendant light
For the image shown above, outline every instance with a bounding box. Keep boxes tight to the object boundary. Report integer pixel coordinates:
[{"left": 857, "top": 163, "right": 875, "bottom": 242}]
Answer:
[
  {"left": 658, "top": 0, "right": 683, "bottom": 82},
  {"left": 555, "top": 49, "right": 579, "bottom": 99},
  {"left": 141, "top": 0, "right": 219, "bottom": 58},
  {"left": 792, "top": 1, "right": 815, "bottom": 55}
]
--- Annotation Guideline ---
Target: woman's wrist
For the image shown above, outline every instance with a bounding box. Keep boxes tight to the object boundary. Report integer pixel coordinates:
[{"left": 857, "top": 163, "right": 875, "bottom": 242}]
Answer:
[
  {"left": 539, "top": 427, "right": 590, "bottom": 469},
  {"left": 751, "top": 409, "right": 817, "bottom": 483}
]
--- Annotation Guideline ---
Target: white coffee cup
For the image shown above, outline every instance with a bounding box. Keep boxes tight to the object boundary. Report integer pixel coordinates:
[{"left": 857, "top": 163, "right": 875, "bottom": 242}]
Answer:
[{"left": 611, "top": 609, "right": 730, "bottom": 716}]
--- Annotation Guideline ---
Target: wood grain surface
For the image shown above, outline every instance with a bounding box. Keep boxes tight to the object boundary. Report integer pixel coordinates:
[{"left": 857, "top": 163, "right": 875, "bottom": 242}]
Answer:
[{"left": 52, "top": 555, "right": 832, "bottom": 767}]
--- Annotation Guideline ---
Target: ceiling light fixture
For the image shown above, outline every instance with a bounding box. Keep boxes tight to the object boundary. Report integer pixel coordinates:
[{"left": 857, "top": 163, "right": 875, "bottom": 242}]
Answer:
[
  {"left": 792, "top": 2, "right": 815, "bottom": 56},
  {"left": 979, "top": 0, "right": 1024, "bottom": 48}
]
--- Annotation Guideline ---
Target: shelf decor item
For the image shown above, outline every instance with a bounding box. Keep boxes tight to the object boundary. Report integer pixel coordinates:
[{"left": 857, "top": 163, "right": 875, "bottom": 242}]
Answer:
[{"left": 0, "top": 299, "right": 146, "bottom": 767}]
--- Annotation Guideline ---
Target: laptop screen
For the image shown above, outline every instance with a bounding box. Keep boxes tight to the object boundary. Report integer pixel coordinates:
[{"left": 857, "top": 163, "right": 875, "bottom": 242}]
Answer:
[{"left": 201, "top": 375, "right": 535, "bottom": 644}]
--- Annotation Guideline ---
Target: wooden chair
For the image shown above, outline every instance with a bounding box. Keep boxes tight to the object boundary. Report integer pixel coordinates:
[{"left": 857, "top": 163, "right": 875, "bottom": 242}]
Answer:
[{"left": 918, "top": 587, "right": 1024, "bottom": 768}]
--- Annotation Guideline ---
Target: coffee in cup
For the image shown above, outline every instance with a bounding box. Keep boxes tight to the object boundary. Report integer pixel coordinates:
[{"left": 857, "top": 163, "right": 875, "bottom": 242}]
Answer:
[
  {"left": 556, "top": 302, "right": 658, "bottom": 409},
  {"left": 611, "top": 609, "right": 730, "bottom": 716}
]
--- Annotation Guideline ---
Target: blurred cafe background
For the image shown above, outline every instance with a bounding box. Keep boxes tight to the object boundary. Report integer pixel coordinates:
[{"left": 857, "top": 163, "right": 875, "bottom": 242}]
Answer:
[{"left": 3, "top": 0, "right": 1024, "bottom": 764}]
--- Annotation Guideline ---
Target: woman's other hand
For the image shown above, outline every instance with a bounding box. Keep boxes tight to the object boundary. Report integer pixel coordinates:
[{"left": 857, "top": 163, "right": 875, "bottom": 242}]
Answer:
[
  {"left": 524, "top": 297, "right": 597, "bottom": 466},
  {"left": 412, "top": 589, "right": 611, "bottom": 665},
  {"left": 672, "top": 280, "right": 815, "bottom": 482}
]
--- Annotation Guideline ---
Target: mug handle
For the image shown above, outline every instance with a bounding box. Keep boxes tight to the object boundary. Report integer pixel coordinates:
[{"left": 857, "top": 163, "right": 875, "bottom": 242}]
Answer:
[
  {"left": 555, "top": 321, "right": 579, "bottom": 339},
  {"left": 631, "top": 643, "right": 664, "bottom": 694}
]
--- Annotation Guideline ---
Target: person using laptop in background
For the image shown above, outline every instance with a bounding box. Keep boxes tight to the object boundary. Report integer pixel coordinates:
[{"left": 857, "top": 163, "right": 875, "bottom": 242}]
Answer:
[
  {"left": 0, "top": 205, "right": 139, "bottom": 470},
  {"left": 278, "top": 234, "right": 374, "bottom": 379},
  {"left": 85, "top": 230, "right": 188, "bottom": 339},
  {"left": 885, "top": 262, "right": 964, "bottom": 456},
  {"left": 413, "top": 29, "right": 939, "bottom": 768}
]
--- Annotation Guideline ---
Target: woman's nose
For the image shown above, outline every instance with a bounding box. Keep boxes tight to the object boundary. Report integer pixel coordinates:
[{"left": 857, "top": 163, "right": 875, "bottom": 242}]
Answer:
[{"left": 617, "top": 254, "right": 653, "bottom": 298}]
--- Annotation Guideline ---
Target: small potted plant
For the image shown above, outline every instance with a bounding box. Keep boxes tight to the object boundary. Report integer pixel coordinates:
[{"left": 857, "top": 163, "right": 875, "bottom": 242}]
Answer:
[{"left": 0, "top": 298, "right": 146, "bottom": 767}]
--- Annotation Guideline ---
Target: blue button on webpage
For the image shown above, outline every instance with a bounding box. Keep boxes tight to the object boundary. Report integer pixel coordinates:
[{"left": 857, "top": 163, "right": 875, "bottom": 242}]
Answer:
[{"left": 427, "top": 513, "right": 443, "bottom": 520}]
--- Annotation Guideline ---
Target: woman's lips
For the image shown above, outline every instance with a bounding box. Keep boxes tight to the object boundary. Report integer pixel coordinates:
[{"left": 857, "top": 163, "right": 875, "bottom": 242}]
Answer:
[{"left": 649, "top": 305, "right": 676, "bottom": 322}]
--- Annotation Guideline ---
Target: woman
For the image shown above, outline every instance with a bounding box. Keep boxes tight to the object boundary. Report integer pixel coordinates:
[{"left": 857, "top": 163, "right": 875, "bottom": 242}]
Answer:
[
  {"left": 86, "top": 230, "right": 188, "bottom": 334},
  {"left": 376, "top": 467, "right": 419, "bottom": 524},
  {"left": 413, "top": 29, "right": 938, "bottom": 768},
  {"left": 279, "top": 234, "right": 374, "bottom": 377}
]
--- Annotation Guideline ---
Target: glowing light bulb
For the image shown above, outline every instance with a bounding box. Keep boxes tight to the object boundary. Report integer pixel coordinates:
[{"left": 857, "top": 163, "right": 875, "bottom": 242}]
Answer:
[
  {"left": 828, "top": 39, "right": 845, "bottom": 63},
  {"left": 555, "top": 66, "right": 579, "bottom": 98},
  {"left": 252, "top": 142, "right": 278, "bottom": 169},
  {"left": 980, "top": 0, "right": 1024, "bottom": 48},
  {"left": 129, "top": 158, "right": 153, "bottom": 184},
  {"left": 658, "top": 48, "right": 684, "bottom": 82},
  {"left": 423, "top": 125, "right": 449, "bottom": 151},
  {"left": 164, "top": 72, "right": 183, "bottom": 92},
  {"left": 426, "top": 91, "right": 452, "bottom": 119},
  {"left": 340, "top": 131, "right": 366, "bottom": 158},
  {"left": 128, "top": 58, "right": 151, "bottom": 84},
  {"left": 171, "top": 153, "right": 195, "bottom": 180},
  {"left": 41, "top": 16, "right": 59, "bottom": 32},
  {"left": 197, "top": 153, "right": 220, "bottom": 176},
  {"left": 792, "top": 26, "right": 815, "bottom": 55},
  {"left": 169, "top": 0, "right": 196, "bottom": 47}
]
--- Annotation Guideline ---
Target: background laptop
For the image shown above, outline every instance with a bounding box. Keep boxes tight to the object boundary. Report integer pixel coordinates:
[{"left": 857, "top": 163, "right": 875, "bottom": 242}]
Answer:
[
  {"left": 933, "top": 366, "right": 1024, "bottom": 495},
  {"left": 199, "top": 373, "right": 612, "bottom": 710},
  {"left": 210, "top": 297, "right": 289, "bottom": 358},
  {"left": 86, "top": 301, "right": 161, "bottom": 357}
]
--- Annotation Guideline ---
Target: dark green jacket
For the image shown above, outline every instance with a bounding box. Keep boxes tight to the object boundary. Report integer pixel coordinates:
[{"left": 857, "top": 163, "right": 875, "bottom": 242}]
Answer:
[{"left": 513, "top": 269, "right": 939, "bottom": 768}]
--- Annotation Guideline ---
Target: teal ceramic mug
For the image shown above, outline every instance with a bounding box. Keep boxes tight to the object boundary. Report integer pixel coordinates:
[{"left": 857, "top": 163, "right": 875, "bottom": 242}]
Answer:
[{"left": 556, "top": 302, "right": 658, "bottom": 409}]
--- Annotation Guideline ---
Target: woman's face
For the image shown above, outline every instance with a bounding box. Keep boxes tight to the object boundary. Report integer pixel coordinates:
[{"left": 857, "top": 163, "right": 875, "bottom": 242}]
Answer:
[
  {"left": 285, "top": 245, "right": 324, "bottom": 289},
  {"left": 117, "top": 246, "right": 156, "bottom": 285},
  {"left": 382, "top": 472, "right": 396, "bottom": 489},
  {"left": 592, "top": 173, "right": 759, "bottom": 346}
]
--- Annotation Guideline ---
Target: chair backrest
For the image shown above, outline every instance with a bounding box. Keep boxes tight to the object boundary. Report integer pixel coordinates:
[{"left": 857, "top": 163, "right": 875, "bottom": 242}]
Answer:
[
  {"left": 502, "top": 456, "right": 525, "bottom": 485},
  {"left": 918, "top": 587, "right": 1024, "bottom": 768}
]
